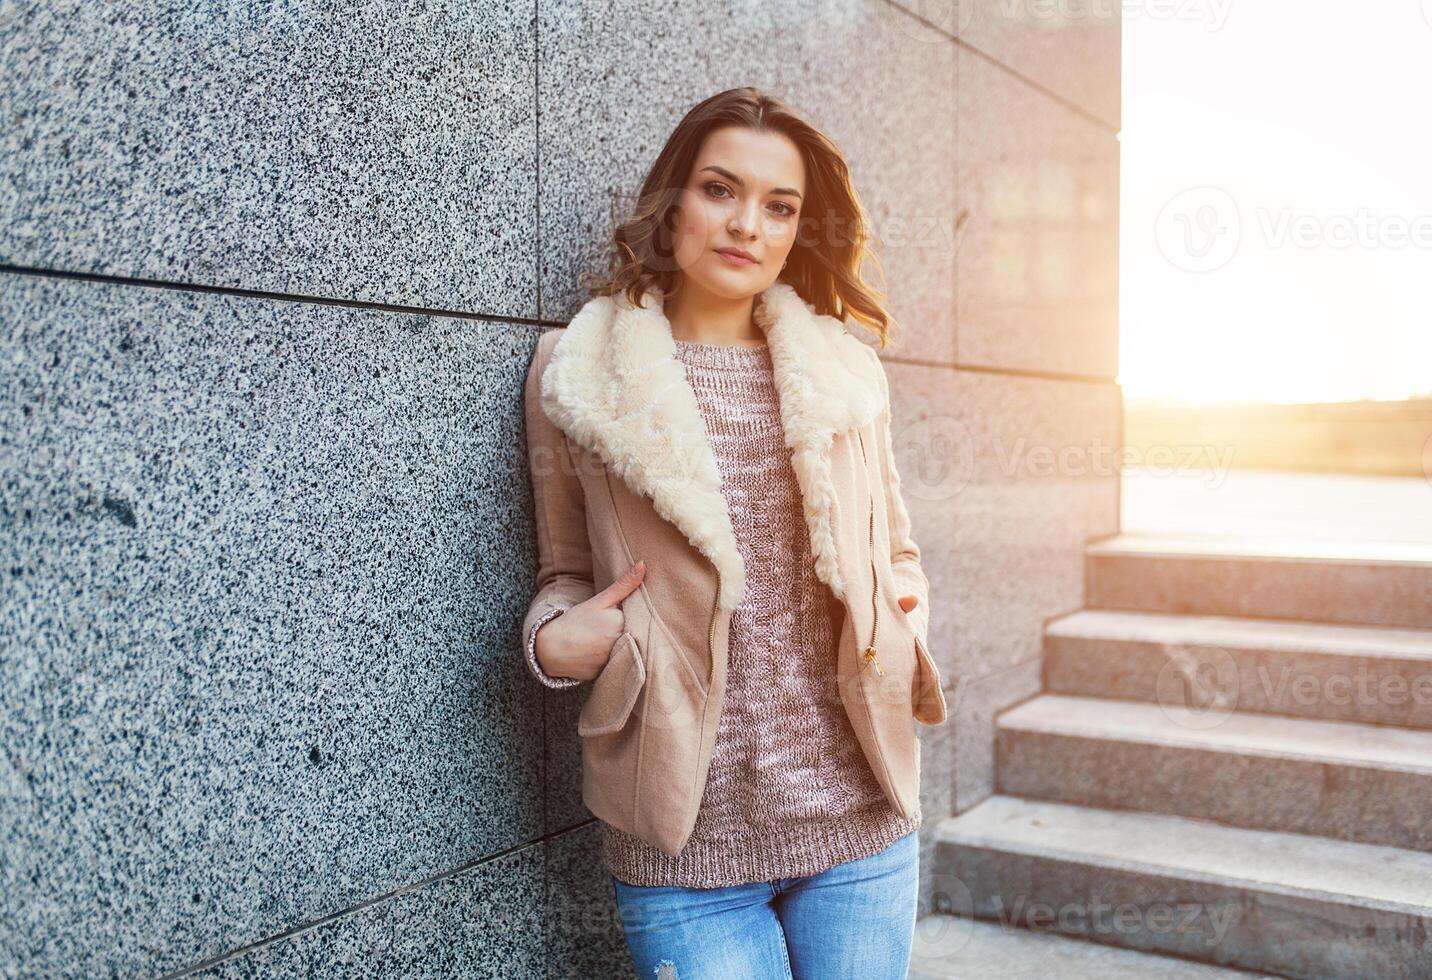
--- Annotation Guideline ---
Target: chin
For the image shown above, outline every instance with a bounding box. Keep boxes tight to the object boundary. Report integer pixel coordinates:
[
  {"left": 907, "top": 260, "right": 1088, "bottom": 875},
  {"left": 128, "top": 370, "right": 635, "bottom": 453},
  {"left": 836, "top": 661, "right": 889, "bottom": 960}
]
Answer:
[{"left": 689, "top": 264, "right": 765, "bottom": 301}]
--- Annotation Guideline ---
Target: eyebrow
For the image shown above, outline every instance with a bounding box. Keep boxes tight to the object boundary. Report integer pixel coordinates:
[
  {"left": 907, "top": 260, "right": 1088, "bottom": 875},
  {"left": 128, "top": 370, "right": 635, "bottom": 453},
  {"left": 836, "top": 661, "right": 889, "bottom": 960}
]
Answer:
[{"left": 699, "top": 165, "right": 803, "bottom": 201}]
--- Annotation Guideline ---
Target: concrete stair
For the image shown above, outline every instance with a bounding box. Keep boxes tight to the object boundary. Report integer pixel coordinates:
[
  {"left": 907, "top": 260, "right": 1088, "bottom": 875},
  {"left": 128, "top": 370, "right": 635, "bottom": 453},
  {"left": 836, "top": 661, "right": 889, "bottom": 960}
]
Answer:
[
  {"left": 997, "top": 693, "right": 1432, "bottom": 851},
  {"left": 933, "top": 796, "right": 1432, "bottom": 979},
  {"left": 1044, "top": 608, "right": 1432, "bottom": 729},
  {"left": 1085, "top": 534, "right": 1432, "bottom": 629},
  {"left": 909, "top": 914, "right": 1274, "bottom": 978},
  {"left": 922, "top": 533, "right": 1432, "bottom": 979}
]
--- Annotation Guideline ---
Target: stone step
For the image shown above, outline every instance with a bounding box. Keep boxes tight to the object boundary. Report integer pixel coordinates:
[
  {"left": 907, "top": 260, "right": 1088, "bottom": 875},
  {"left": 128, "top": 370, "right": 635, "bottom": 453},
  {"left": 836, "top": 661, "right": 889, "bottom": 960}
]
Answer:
[
  {"left": 1084, "top": 533, "right": 1432, "bottom": 629},
  {"left": 908, "top": 914, "right": 1272, "bottom": 979},
  {"left": 1044, "top": 608, "right": 1432, "bottom": 729},
  {"left": 934, "top": 795, "right": 1432, "bottom": 978},
  {"left": 997, "top": 693, "right": 1432, "bottom": 851}
]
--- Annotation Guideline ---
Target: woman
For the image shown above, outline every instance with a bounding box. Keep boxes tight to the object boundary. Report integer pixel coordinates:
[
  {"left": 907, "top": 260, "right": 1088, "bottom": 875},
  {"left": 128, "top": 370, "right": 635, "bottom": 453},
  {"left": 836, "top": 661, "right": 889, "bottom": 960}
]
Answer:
[{"left": 520, "top": 86, "right": 947, "bottom": 978}]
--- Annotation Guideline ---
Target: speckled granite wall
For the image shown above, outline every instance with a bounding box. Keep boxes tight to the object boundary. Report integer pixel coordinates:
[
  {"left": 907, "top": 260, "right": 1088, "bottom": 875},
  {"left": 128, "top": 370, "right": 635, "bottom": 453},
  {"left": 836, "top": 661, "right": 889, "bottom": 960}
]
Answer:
[{"left": 2, "top": 1, "right": 1118, "bottom": 975}]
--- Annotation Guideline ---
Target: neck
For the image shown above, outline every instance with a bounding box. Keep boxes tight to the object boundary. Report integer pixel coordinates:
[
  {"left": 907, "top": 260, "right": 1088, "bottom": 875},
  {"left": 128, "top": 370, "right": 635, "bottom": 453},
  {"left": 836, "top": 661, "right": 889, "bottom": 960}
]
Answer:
[{"left": 664, "top": 279, "right": 767, "bottom": 346}]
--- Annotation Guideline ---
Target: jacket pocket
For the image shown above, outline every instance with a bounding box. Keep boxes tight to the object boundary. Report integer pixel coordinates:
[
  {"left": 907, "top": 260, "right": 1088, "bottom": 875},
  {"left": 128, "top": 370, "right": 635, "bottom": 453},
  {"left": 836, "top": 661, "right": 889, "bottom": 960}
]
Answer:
[
  {"left": 911, "top": 631, "right": 948, "bottom": 726},
  {"left": 577, "top": 631, "right": 646, "bottom": 737}
]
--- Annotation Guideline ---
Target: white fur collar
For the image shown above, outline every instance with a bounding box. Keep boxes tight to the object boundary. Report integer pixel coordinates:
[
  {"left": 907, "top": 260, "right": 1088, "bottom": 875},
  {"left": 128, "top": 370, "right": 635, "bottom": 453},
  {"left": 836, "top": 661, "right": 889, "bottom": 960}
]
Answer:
[{"left": 539, "top": 280, "right": 884, "bottom": 611}]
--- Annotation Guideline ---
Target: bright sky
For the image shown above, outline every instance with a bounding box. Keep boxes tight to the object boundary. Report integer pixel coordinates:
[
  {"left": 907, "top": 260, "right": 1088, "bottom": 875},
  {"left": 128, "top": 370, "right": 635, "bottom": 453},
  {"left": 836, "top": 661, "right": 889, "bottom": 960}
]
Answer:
[{"left": 1119, "top": 1, "right": 1432, "bottom": 405}]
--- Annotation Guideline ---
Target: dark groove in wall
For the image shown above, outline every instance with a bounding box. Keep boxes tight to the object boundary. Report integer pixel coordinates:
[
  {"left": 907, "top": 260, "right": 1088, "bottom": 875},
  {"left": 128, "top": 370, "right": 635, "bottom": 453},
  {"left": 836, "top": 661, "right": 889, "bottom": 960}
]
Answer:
[
  {"left": 530, "top": 0, "right": 553, "bottom": 868},
  {"left": 0, "top": 265, "right": 1118, "bottom": 387},
  {"left": 158, "top": 820, "right": 601, "bottom": 979},
  {"left": 884, "top": 356, "right": 1118, "bottom": 388},
  {"left": 533, "top": 0, "right": 544, "bottom": 323},
  {"left": 0, "top": 264, "right": 552, "bottom": 329},
  {"left": 954, "top": 39, "right": 1120, "bottom": 134},
  {"left": 880, "top": 0, "right": 1120, "bottom": 134},
  {"left": 1114, "top": 382, "right": 1126, "bottom": 532}
]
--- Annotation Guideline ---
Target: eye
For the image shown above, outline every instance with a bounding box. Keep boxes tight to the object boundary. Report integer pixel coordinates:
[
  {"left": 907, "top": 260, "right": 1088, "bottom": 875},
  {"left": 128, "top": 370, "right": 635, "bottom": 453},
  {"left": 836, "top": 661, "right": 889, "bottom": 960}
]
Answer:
[
  {"left": 770, "top": 202, "right": 796, "bottom": 217},
  {"left": 703, "top": 181, "right": 732, "bottom": 199}
]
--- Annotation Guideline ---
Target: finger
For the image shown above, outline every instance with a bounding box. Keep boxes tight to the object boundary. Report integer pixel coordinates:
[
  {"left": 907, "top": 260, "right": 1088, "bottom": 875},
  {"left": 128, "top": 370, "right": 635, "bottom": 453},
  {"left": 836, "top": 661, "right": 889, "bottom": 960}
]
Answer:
[{"left": 590, "top": 560, "right": 646, "bottom": 607}]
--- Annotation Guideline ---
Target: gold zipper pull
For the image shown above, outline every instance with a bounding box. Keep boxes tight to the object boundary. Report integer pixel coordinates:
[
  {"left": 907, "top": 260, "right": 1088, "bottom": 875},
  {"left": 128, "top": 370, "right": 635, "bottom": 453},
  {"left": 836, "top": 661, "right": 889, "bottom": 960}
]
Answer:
[{"left": 863, "top": 646, "right": 885, "bottom": 676}]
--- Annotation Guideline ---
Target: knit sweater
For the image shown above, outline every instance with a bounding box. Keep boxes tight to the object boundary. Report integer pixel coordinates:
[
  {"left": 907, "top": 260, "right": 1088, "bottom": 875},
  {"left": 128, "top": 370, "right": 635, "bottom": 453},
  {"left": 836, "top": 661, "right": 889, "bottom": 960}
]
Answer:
[{"left": 597, "top": 337, "right": 919, "bottom": 887}]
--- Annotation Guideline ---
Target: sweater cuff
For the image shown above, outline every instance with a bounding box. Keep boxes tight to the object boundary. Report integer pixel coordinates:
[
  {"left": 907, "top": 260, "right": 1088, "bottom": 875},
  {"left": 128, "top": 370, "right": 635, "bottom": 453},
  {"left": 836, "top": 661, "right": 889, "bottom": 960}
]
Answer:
[{"left": 525, "top": 606, "right": 582, "bottom": 689}]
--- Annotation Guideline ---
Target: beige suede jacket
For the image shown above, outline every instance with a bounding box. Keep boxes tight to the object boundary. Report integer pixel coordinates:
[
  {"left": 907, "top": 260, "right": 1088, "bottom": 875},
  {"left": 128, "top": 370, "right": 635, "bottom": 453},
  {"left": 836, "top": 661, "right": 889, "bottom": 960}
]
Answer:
[{"left": 519, "top": 279, "right": 948, "bottom": 857}]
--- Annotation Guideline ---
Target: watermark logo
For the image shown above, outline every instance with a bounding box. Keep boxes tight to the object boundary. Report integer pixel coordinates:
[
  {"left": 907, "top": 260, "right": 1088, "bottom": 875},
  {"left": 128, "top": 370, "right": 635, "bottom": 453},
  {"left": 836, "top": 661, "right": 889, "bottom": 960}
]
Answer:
[
  {"left": 512, "top": 862, "right": 1244, "bottom": 952},
  {"left": 992, "top": 892, "right": 1241, "bottom": 947},
  {"left": 893, "top": 415, "right": 976, "bottom": 502},
  {"left": 1004, "top": 0, "right": 1233, "bottom": 31},
  {"left": 917, "top": 871, "right": 978, "bottom": 954},
  {"left": 1155, "top": 186, "right": 1242, "bottom": 273},
  {"left": 884, "top": 425, "right": 1246, "bottom": 500},
  {"left": 1156, "top": 187, "right": 1432, "bottom": 272},
  {"left": 604, "top": 188, "right": 967, "bottom": 277},
  {"left": 1149, "top": 643, "right": 1432, "bottom": 730},
  {"left": 1154, "top": 645, "right": 1239, "bottom": 729}
]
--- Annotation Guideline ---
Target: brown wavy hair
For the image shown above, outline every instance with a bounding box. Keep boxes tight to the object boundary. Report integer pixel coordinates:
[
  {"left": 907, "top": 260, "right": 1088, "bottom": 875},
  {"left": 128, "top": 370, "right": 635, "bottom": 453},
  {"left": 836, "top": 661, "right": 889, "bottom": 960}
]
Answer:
[{"left": 579, "top": 86, "right": 899, "bottom": 350}]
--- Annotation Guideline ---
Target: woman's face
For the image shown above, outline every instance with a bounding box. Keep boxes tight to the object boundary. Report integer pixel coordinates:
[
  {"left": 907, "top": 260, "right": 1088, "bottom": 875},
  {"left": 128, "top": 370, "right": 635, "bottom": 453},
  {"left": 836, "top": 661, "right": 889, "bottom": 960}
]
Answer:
[{"left": 670, "top": 126, "right": 806, "bottom": 301}]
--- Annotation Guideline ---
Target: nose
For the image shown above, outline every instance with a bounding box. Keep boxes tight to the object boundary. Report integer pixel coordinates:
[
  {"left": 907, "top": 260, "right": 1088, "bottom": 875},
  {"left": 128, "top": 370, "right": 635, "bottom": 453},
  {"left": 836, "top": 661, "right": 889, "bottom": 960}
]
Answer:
[{"left": 730, "top": 198, "right": 761, "bottom": 239}]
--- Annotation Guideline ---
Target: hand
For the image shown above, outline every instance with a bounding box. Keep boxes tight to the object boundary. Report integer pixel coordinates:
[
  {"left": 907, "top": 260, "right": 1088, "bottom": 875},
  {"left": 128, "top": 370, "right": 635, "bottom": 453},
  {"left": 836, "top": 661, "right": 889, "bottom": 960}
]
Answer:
[
  {"left": 534, "top": 561, "right": 646, "bottom": 682},
  {"left": 897, "top": 594, "right": 919, "bottom": 614}
]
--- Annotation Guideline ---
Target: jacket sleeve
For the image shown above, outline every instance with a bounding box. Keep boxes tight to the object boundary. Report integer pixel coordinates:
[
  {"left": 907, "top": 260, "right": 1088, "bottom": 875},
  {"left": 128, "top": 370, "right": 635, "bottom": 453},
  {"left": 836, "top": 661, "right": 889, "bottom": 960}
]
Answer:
[
  {"left": 867, "top": 346, "right": 932, "bottom": 646},
  {"left": 520, "top": 330, "right": 596, "bottom": 689}
]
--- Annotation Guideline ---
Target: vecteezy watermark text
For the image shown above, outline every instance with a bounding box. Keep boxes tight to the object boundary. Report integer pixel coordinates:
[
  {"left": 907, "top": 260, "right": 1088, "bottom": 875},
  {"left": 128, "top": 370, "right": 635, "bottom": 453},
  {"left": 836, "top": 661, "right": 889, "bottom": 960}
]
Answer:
[{"left": 1157, "top": 186, "right": 1432, "bottom": 273}]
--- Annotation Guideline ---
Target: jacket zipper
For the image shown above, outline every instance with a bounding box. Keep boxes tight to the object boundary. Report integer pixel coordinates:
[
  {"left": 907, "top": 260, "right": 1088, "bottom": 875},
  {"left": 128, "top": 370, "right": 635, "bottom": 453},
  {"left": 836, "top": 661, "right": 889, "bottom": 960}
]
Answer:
[
  {"left": 709, "top": 566, "right": 720, "bottom": 666},
  {"left": 856, "top": 431, "right": 884, "bottom": 677}
]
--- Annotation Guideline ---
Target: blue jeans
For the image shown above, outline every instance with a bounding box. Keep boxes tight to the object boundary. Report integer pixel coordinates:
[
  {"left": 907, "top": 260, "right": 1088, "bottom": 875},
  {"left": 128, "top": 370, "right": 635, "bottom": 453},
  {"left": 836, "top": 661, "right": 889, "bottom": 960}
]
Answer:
[{"left": 610, "top": 830, "right": 919, "bottom": 979}]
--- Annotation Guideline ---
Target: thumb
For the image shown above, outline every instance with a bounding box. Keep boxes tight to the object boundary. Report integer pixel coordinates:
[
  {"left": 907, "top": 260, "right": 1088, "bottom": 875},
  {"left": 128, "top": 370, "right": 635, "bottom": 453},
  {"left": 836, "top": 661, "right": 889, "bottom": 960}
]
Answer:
[{"left": 591, "top": 560, "right": 646, "bottom": 607}]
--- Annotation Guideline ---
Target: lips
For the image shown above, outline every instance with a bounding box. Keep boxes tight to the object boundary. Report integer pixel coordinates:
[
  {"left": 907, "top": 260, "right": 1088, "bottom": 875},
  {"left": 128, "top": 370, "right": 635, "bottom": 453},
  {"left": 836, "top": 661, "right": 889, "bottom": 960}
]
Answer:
[{"left": 716, "top": 248, "right": 757, "bottom": 265}]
